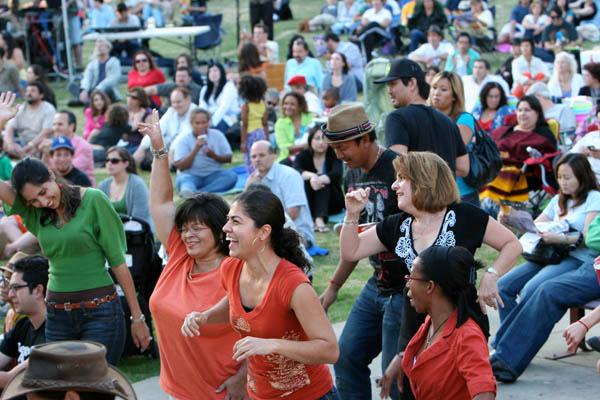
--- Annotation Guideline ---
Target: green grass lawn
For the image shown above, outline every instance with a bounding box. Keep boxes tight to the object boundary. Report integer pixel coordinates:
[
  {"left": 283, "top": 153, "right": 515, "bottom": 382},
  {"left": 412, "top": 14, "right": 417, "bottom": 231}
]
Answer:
[{"left": 39, "top": 0, "right": 526, "bottom": 382}]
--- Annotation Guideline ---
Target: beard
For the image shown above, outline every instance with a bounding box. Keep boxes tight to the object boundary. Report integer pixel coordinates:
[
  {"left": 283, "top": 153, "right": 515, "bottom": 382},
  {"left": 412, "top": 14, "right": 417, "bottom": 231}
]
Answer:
[{"left": 26, "top": 98, "right": 36, "bottom": 105}]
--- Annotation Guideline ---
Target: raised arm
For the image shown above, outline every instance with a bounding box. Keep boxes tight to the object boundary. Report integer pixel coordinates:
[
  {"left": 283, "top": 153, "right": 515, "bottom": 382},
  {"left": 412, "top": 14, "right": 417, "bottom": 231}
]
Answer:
[{"left": 139, "top": 109, "right": 176, "bottom": 246}]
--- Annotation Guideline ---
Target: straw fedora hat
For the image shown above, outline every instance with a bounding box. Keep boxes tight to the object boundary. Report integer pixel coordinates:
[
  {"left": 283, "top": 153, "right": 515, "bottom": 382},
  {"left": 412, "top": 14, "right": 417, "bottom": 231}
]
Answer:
[
  {"left": 1, "top": 341, "right": 137, "bottom": 400},
  {"left": 0, "top": 252, "right": 30, "bottom": 275},
  {"left": 322, "top": 103, "right": 374, "bottom": 143}
]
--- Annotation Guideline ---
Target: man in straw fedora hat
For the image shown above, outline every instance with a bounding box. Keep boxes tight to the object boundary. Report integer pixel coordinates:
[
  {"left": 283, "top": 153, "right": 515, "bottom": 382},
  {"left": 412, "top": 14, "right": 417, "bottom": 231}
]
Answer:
[
  {"left": 319, "top": 103, "right": 405, "bottom": 399},
  {"left": 1, "top": 341, "right": 136, "bottom": 400}
]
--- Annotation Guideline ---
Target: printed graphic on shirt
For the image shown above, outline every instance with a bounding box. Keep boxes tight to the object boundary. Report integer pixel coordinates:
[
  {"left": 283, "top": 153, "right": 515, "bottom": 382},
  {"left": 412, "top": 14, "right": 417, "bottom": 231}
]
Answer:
[
  {"left": 261, "top": 331, "right": 311, "bottom": 396},
  {"left": 17, "top": 342, "right": 32, "bottom": 364}
]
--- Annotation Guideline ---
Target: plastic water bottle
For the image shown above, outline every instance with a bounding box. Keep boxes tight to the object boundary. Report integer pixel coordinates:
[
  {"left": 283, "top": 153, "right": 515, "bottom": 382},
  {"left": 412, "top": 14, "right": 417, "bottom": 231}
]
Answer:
[{"left": 526, "top": 146, "right": 543, "bottom": 158}]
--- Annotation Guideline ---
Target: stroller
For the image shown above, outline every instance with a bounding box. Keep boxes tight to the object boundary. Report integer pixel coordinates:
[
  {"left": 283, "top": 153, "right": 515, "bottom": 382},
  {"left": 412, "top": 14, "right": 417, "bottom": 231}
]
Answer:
[{"left": 115, "top": 215, "right": 163, "bottom": 359}]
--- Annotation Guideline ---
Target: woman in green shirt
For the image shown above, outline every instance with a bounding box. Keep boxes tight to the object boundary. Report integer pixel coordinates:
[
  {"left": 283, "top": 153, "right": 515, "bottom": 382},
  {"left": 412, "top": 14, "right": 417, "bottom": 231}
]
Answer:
[
  {"left": 274, "top": 92, "right": 313, "bottom": 164},
  {"left": 0, "top": 88, "right": 151, "bottom": 366}
]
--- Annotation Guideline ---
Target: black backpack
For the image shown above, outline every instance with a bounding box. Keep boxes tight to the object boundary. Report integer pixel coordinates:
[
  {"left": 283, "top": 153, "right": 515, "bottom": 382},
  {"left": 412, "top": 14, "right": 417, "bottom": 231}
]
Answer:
[{"left": 461, "top": 113, "right": 502, "bottom": 189}]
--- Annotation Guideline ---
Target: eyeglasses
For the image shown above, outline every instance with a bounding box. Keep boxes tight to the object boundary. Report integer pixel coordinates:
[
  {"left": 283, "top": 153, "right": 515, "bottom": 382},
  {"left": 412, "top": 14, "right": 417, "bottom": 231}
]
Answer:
[
  {"left": 404, "top": 274, "right": 429, "bottom": 283},
  {"left": 135, "top": 58, "right": 149, "bottom": 64},
  {"left": 106, "top": 158, "right": 124, "bottom": 164},
  {"left": 8, "top": 283, "right": 29, "bottom": 292},
  {"left": 178, "top": 224, "right": 210, "bottom": 235}
]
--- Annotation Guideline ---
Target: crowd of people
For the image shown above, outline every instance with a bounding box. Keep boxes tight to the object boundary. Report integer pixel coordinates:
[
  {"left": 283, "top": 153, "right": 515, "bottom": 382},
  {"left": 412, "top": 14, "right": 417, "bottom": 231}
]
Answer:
[{"left": 0, "top": 0, "right": 599, "bottom": 399}]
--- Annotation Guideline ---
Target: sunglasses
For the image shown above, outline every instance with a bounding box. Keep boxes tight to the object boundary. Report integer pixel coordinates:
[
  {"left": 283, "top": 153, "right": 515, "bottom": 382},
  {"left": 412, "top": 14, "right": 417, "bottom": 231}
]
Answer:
[
  {"left": 106, "top": 158, "right": 124, "bottom": 164},
  {"left": 404, "top": 274, "right": 429, "bottom": 283},
  {"left": 135, "top": 58, "right": 149, "bottom": 64},
  {"left": 266, "top": 101, "right": 278, "bottom": 107}
]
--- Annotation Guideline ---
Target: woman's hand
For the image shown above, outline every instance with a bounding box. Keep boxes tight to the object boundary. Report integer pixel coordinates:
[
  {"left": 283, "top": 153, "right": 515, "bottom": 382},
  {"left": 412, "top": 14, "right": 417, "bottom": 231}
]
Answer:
[
  {"left": 310, "top": 176, "right": 325, "bottom": 191},
  {"left": 540, "top": 232, "right": 564, "bottom": 244},
  {"left": 0, "top": 92, "right": 19, "bottom": 123},
  {"left": 319, "top": 285, "right": 339, "bottom": 312},
  {"left": 216, "top": 365, "right": 248, "bottom": 400},
  {"left": 379, "top": 353, "right": 404, "bottom": 399},
  {"left": 181, "top": 311, "right": 208, "bottom": 337},
  {"left": 345, "top": 188, "right": 370, "bottom": 215},
  {"left": 563, "top": 321, "right": 587, "bottom": 353},
  {"left": 478, "top": 272, "right": 504, "bottom": 313},
  {"left": 130, "top": 320, "right": 152, "bottom": 351},
  {"left": 232, "top": 337, "right": 277, "bottom": 362},
  {"left": 138, "top": 109, "right": 164, "bottom": 149}
]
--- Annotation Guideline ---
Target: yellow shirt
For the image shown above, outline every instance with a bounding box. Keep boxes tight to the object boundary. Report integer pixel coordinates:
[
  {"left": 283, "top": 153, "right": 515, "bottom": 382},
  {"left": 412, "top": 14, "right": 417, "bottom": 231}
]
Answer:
[{"left": 247, "top": 101, "right": 266, "bottom": 132}]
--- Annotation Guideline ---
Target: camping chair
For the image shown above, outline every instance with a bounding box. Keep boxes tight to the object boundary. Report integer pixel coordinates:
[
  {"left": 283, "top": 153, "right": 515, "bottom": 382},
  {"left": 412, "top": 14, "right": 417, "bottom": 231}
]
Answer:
[
  {"left": 264, "top": 63, "right": 286, "bottom": 91},
  {"left": 193, "top": 13, "right": 224, "bottom": 63}
]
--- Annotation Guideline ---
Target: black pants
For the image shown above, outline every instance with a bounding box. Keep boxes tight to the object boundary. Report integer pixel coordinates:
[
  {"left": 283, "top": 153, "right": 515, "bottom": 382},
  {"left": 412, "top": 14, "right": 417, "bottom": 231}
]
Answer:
[
  {"left": 305, "top": 182, "right": 344, "bottom": 220},
  {"left": 357, "top": 22, "right": 388, "bottom": 62},
  {"left": 250, "top": 2, "right": 274, "bottom": 40}
]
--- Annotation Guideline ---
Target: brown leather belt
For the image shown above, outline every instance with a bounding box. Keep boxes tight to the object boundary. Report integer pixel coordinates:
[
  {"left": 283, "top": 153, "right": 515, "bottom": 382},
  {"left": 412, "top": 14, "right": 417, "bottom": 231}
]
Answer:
[{"left": 46, "top": 293, "right": 118, "bottom": 311}]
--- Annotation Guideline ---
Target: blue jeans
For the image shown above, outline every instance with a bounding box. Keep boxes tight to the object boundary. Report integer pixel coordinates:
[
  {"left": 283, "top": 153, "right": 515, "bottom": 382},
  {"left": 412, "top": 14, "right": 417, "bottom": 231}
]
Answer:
[
  {"left": 175, "top": 170, "right": 238, "bottom": 194},
  {"left": 45, "top": 298, "right": 126, "bottom": 365},
  {"left": 497, "top": 256, "right": 582, "bottom": 322},
  {"left": 409, "top": 29, "right": 426, "bottom": 52},
  {"left": 492, "top": 261, "right": 600, "bottom": 377},
  {"left": 319, "top": 387, "right": 340, "bottom": 400},
  {"left": 335, "top": 277, "right": 403, "bottom": 400}
]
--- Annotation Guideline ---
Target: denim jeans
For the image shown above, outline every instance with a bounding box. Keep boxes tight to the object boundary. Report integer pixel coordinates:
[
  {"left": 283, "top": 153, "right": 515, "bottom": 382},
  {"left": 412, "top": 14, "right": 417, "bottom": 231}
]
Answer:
[
  {"left": 491, "top": 261, "right": 600, "bottom": 377},
  {"left": 45, "top": 298, "right": 126, "bottom": 365},
  {"left": 175, "top": 170, "right": 238, "bottom": 194},
  {"left": 408, "top": 29, "right": 426, "bottom": 52},
  {"left": 497, "top": 256, "right": 582, "bottom": 322},
  {"left": 335, "top": 277, "right": 403, "bottom": 400},
  {"left": 319, "top": 387, "right": 340, "bottom": 400}
]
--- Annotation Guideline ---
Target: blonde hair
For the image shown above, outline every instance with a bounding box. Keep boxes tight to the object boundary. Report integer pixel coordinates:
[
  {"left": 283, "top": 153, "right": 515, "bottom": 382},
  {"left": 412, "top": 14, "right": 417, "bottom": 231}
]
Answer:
[
  {"left": 393, "top": 152, "right": 460, "bottom": 212},
  {"left": 552, "top": 51, "right": 577, "bottom": 80},
  {"left": 429, "top": 71, "right": 465, "bottom": 121}
]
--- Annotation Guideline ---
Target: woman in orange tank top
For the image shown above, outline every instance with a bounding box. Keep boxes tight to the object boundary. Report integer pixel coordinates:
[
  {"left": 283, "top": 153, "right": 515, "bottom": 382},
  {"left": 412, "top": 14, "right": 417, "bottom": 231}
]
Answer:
[{"left": 182, "top": 187, "right": 340, "bottom": 400}]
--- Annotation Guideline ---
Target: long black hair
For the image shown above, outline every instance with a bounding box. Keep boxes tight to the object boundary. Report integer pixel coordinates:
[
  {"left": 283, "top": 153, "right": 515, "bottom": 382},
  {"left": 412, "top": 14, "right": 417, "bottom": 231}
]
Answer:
[
  {"left": 417, "top": 246, "right": 489, "bottom": 339},
  {"left": 204, "top": 62, "right": 227, "bottom": 103},
  {"left": 518, "top": 95, "right": 548, "bottom": 129},
  {"left": 554, "top": 153, "right": 599, "bottom": 217},
  {"left": 11, "top": 158, "right": 81, "bottom": 227},
  {"left": 479, "top": 82, "right": 508, "bottom": 112},
  {"left": 235, "top": 187, "right": 311, "bottom": 273}
]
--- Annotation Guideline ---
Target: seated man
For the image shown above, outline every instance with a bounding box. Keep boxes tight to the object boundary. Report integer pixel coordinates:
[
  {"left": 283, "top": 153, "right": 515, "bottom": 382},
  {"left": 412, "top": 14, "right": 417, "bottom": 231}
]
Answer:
[
  {"left": 444, "top": 32, "right": 481, "bottom": 77},
  {"left": 110, "top": 2, "right": 142, "bottom": 61},
  {"left": 46, "top": 136, "right": 93, "bottom": 187},
  {"left": 0, "top": 255, "right": 48, "bottom": 389},
  {"left": 409, "top": 25, "right": 454, "bottom": 69},
  {"left": 542, "top": 6, "right": 580, "bottom": 55},
  {"left": 288, "top": 75, "right": 322, "bottom": 116},
  {"left": 73, "top": 38, "right": 122, "bottom": 104},
  {"left": 247, "top": 140, "right": 315, "bottom": 247},
  {"left": 526, "top": 82, "right": 576, "bottom": 134},
  {"left": 171, "top": 109, "right": 237, "bottom": 196},
  {"left": 3, "top": 81, "right": 55, "bottom": 159},
  {"left": 285, "top": 38, "right": 323, "bottom": 93},
  {"left": 89, "top": 0, "right": 115, "bottom": 30},
  {"left": 145, "top": 67, "right": 202, "bottom": 105},
  {"left": 1, "top": 341, "right": 136, "bottom": 400},
  {"left": 462, "top": 59, "right": 510, "bottom": 112}
]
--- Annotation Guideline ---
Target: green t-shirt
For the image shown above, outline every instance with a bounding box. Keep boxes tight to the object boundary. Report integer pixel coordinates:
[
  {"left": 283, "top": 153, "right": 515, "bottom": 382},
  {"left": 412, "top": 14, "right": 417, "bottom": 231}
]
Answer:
[
  {"left": 7, "top": 188, "right": 127, "bottom": 292},
  {"left": 111, "top": 196, "right": 127, "bottom": 216},
  {"left": 0, "top": 155, "right": 12, "bottom": 181},
  {"left": 274, "top": 112, "right": 313, "bottom": 161}
]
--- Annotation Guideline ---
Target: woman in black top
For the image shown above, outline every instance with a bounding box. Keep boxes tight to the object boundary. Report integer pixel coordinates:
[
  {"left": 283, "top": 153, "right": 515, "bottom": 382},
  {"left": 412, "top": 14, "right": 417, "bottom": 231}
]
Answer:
[
  {"left": 294, "top": 125, "right": 344, "bottom": 232},
  {"left": 90, "top": 105, "right": 132, "bottom": 163},
  {"left": 407, "top": 0, "right": 447, "bottom": 51},
  {"left": 339, "top": 151, "right": 521, "bottom": 396}
]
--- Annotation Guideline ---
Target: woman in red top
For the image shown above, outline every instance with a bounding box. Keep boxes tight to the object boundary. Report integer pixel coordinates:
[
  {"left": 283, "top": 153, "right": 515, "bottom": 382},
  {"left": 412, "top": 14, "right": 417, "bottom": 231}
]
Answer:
[
  {"left": 381, "top": 246, "right": 496, "bottom": 400},
  {"left": 140, "top": 110, "right": 246, "bottom": 400},
  {"left": 127, "top": 50, "right": 165, "bottom": 108},
  {"left": 182, "top": 187, "right": 340, "bottom": 400}
]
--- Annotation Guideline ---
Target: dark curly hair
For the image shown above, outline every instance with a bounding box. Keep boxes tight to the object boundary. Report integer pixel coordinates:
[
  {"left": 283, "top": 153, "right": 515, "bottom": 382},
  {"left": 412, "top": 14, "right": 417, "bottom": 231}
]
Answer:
[
  {"left": 282, "top": 92, "right": 309, "bottom": 116},
  {"left": 238, "top": 75, "right": 267, "bottom": 102}
]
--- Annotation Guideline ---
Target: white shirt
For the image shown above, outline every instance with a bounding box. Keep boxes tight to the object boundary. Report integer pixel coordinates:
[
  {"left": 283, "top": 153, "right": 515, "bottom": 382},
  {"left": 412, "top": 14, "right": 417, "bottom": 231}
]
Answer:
[
  {"left": 522, "top": 14, "right": 549, "bottom": 29},
  {"left": 409, "top": 41, "right": 454, "bottom": 67},
  {"left": 362, "top": 7, "right": 392, "bottom": 26},
  {"left": 571, "top": 131, "right": 600, "bottom": 182},
  {"left": 462, "top": 74, "right": 511, "bottom": 112},
  {"left": 199, "top": 81, "right": 240, "bottom": 128},
  {"left": 304, "top": 91, "right": 323, "bottom": 116},
  {"left": 547, "top": 73, "right": 584, "bottom": 99},
  {"left": 511, "top": 55, "right": 550, "bottom": 87}
]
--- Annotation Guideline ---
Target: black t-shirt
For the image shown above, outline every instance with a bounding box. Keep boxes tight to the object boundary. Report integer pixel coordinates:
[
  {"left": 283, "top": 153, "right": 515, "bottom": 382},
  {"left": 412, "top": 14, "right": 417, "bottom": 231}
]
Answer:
[
  {"left": 344, "top": 148, "right": 404, "bottom": 293},
  {"left": 542, "top": 22, "right": 578, "bottom": 44},
  {"left": 384, "top": 104, "right": 467, "bottom": 173},
  {"left": 91, "top": 124, "right": 132, "bottom": 149},
  {"left": 375, "top": 202, "right": 489, "bottom": 350},
  {"left": 63, "top": 167, "right": 92, "bottom": 187},
  {"left": 0, "top": 318, "right": 46, "bottom": 364}
]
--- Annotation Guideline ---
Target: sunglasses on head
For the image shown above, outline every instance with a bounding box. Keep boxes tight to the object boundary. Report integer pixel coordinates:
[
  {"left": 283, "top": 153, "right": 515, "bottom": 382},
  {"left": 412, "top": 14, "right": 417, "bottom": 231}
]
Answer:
[{"left": 106, "top": 158, "right": 124, "bottom": 164}]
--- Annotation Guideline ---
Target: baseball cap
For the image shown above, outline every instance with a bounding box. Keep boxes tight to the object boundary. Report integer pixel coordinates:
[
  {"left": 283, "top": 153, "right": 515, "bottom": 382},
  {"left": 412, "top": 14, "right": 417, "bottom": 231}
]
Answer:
[
  {"left": 50, "top": 136, "right": 74, "bottom": 153},
  {"left": 373, "top": 59, "right": 425, "bottom": 84},
  {"left": 287, "top": 75, "right": 307, "bottom": 87}
]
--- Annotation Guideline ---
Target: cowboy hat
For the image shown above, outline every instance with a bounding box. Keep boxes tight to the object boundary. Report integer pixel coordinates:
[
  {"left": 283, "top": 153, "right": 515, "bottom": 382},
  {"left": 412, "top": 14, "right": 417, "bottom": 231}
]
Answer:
[{"left": 1, "top": 341, "right": 137, "bottom": 400}]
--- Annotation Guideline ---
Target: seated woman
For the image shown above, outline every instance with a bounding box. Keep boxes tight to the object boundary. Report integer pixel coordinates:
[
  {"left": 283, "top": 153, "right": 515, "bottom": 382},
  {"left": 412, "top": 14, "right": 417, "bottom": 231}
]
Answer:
[
  {"left": 127, "top": 50, "right": 166, "bottom": 108},
  {"left": 274, "top": 92, "right": 313, "bottom": 164},
  {"left": 83, "top": 90, "right": 110, "bottom": 141},
  {"left": 353, "top": 0, "right": 392, "bottom": 62},
  {"left": 199, "top": 62, "right": 239, "bottom": 133},
  {"left": 548, "top": 52, "right": 584, "bottom": 100},
  {"left": 453, "top": 0, "right": 494, "bottom": 44},
  {"left": 571, "top": 0, "right": 598, "bottom": 26},
  {"left": 480, "top": 95, "right": 557, "bottom": 212},
  {"left": 293, "top": 126, "right": 344, "bottom": 233},
  {"left": 98, "top": 146, "right": 153, "bottom": 231},
  {"left": 472, "top": 82, "right": 514, "bottom": 133},
  {"left": 90, "top": 104, "right": 132, "bottom": 163},
  {"left": 321, "top": 52, "right": 357, "bottom": 103},
  {"left": 492, "top": 153, "right": 599, "bottom": 382},
  {"left": 579, "top": 62, "right": 600, "bottom": 105},
  {"left": 125, "top": 87, "right": 152, "bottom": 153},
  {"left": 0, "top": 32, "right": 25, "bottom": 90},
  {"left": 521, "top": 0, "right": 549, "bottom": 44},
  {"left": 381, "top": 246, "right": 496, "bottom": 400}
]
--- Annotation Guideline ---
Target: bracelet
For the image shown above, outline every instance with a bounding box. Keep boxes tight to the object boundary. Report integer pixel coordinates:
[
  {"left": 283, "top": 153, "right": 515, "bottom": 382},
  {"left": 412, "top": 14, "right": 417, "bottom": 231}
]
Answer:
[
  {"left": 151, "top": 146, "right": 168, "bottom": 159},
  {"left": 130, "top": 314, "right": 146, "bottom": 324},
  {"left": 577, "top": 319, "right": 590, "bottom": 332},
  {"left": 343, "top": 219, "right": 359, "bottom": 225},
  {"left": 329, "top": 279, "right": 342, "bottom": 289}
]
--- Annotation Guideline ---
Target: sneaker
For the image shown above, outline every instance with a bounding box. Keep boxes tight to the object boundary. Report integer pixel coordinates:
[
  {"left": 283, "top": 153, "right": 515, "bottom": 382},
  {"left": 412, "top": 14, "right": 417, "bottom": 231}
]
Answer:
[
  {"left": 490, "top": 358, "right": 518, "bottom": 383},
  {"left": 587, "top": 336, "right": 600, "bottom": 352}
]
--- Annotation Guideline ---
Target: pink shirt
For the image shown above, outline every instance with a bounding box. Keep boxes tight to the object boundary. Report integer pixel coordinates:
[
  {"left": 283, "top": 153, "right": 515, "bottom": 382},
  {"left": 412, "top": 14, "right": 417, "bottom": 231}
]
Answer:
[
  {"left": 71, "top": 135, "right": 96, "bottom": 186},
  {"left": 83, "top": 108, "right": 106, "bottom": 141}
]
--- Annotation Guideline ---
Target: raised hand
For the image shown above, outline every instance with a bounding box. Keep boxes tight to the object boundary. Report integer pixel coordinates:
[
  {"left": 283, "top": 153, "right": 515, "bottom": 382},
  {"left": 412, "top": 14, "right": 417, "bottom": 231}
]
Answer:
[
  {"left": 138, "top": 109, "right": 164, "bottom": 149},
  {"left": 344, "top": 188, "right": 370, "bottom": 216},
  {"left": 0, "top": 92, "right": 19, "bottom": 123}
]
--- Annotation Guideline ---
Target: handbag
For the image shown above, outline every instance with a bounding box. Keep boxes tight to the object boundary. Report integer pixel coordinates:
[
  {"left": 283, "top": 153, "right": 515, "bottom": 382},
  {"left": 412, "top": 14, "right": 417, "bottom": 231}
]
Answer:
[
  {"left": 522, "top": 241, "right": 573, "bottom": 267},
  {"left": 462, "top": 114, "right": 503, "bottom": 189}
]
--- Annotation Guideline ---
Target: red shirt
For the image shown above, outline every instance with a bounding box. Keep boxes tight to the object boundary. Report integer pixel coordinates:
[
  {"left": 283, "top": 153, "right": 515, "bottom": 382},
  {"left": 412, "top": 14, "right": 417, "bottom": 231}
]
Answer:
[
  {"left": 149, "top": 229, "right": 241, "bottom": 400},
  {"left": 220, "top": 257, "right": 334, "bottom": 400},
  {"left": 402, "top": 311, "right": 496, "bottom": 400},
  {"left": 127, "top": 68, "right": 166, "bottom": 107}
]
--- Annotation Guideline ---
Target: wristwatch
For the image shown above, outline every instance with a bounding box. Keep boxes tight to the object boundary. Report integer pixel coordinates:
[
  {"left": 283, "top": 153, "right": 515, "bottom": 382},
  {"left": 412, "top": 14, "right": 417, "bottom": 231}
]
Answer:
[
  {"left": 151, "top": 146, "right": 168, "bottom": 159},
  {"left": 486, "top": 267, "right": 499, "bottom": 277},
  {"left": 130, "top": 314, "right": 146, "bottom": 323}
]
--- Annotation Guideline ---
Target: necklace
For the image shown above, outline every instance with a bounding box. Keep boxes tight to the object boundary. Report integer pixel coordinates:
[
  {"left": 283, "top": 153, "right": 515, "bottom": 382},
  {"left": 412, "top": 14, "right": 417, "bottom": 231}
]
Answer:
[
  {"left": 187, "top": 256, "right": 223, "bottom": 280},
  {"left": 425, "top": 316, "right": 450, "bottom": 348}
]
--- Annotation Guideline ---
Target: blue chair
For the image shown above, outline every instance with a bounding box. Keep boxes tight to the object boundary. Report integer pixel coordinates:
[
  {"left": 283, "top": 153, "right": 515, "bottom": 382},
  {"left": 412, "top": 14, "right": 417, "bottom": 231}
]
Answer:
[{"left": 193, "top": 13, "right": 224, "bottom": 63}]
